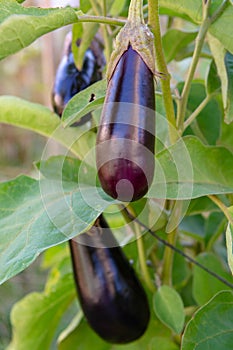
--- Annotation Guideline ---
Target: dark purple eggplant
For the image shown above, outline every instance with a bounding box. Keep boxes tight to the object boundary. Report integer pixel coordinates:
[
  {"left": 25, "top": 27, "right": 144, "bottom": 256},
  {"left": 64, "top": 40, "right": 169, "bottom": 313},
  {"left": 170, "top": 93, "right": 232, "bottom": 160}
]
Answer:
[
  {"left": 96, "top": 45, "right": 155, "bottom": 202},
  {"left": 69, "top": 214, "right": 150, "bottom": 344},
  {"left": 52, "top": 32, "right": 105, "bottom": 124}
]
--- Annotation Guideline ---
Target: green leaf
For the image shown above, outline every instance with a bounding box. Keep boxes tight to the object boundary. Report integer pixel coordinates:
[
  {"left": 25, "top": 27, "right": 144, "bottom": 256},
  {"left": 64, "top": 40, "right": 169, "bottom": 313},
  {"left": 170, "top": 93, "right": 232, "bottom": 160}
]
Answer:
[
  {"left": 209, "top": 2, "right": 233, "bottom": 55},
  {"left": 206, "top": 60, "right": 221, "bottom": 95},
  {"left": 80, "top": 0, "right": 91, "bottom": 12},
  {"left": 7, "top": 271, "right": 76, "bottom": 350},
  {"left": 204, "top": 211, "right": 225, "bottom": 247},
  {"left": 181, "top": 291, "right": 233, "bottom": 350},
  {"left": 208, "top": 34, "right": 233, "bottom": 123},
  {"left": 0, "top": 0, "right": 78, "bottom": 60},
  {"left": 149, "top": 337, "right": 179, "bottom": 350},
  {"left": 0, "top": 95, "right": 93, "bottom": 159},
  {"left": 151, "top": 136, "right": 233, "bottom": 199},
  {"left": 153, "top": 285, "right": 185, "bottom": 334},
  {"left": 62, "top": 79, "right": 106, "bottom": 127},
  {"left": 58, "top": 318, "right": 110, "bottom": 350},
  {"left": 36, "top": 155, "right": 99, "bottom": 186},
  {"left": 0, "top": 172, "right": 116, "bottom": 285},
  {"left": 162, "top": 29, "right": 197, "bottom": 63},
  {"left": 179, "top": 215, "right": 205, "bottom": 241},
  {"left": 192, "top": 252, "right": 232, "bottom": 305},
  {"left": 59, "top": 316, "right": 172, "bottom": 350},
  {"left": 186, "top": 197, "right": 219, "bottom": 216},
  {"left": 159, "top": 1, "right": 233, "bottom": 54},
  {"left": 159, "top": 0, "right": 203, "bottom": 23},
  {"left": 110, "top": 0, "right": 127, "bottom": 16}
]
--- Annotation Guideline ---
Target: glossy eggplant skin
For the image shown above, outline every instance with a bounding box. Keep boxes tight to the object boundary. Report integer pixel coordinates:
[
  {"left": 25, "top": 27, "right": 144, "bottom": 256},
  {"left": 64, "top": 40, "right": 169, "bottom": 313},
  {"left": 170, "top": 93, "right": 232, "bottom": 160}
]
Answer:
[
  {"left": 69, "top": 215, "right": 150, "bottom": 344},
  {"left": 52, "top": 33, "right": 105, "bottom": 124},
  {"left": 96, "top": 45, "right": 155, "bottom": 202}
]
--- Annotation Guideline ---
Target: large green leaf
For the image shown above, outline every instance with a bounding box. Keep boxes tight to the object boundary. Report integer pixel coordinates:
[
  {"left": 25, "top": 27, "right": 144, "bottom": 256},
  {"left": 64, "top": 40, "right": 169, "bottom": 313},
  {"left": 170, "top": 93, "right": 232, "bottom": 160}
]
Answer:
[
  {"left": 0, "top": 95, "right": 93, "bottom": 159},
  {"left": 152, "top": 136, "right": 233, "bottom": 199},
  {"left": 209, "top": 2, "right": 233, "bottom": 55},
  {"left": 0, "top": 0, "right": 78, "bottom": 60},
  {"left": 192, "top": 252, "right": 232, "bottom": 305},
  {"left": 153, "top": 286, "right": 185, "bottom": 334},
  {"left": 181, "top": 291, "right": 233, "bottom": 350},
  {"left": 7, "top": 269, "right": 76, "bottom": 350},
  {"left": 159, "top": 0, "right": 203, "bottom": 23},
  {"left": 159, "top": 1, "right": 233, "bottom": 54},
  {"left": 0, "top": 171, "right": 116, "bottom": 285}
]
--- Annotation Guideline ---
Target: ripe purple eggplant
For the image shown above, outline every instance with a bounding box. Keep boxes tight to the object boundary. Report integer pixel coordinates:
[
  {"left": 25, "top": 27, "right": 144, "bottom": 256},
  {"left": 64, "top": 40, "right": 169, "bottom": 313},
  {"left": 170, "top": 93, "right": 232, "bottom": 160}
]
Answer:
[
  {"left": 52, "top": 32, "right": 105, "bottom": 124},
  {"left": 69, "top": 214, "right": 150, "bottom": 344},
  {"left": 96, "top": 45, "right": 155, "bottom": 202}
]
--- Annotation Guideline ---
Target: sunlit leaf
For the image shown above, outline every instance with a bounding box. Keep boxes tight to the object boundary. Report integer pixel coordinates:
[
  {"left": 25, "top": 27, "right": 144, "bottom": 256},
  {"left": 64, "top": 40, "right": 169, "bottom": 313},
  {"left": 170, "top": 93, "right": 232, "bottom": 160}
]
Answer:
[
  {"left": 0, "top": 0, "right": 78, "bottom": 60},
  {"left": 153, "top": 285, "right": 185, "bottom": 334},
  {"left": 182, "top": 291, "right": 233, "bottom": 350},
  {"left": 162, "top": 29, "right": 197, "bottom": 63},
  {"left": 0, "top": 172, "right": 116, "bottom": 285},
  {"left": 7, "top": 271, "right": 76, "bottom": 350}
]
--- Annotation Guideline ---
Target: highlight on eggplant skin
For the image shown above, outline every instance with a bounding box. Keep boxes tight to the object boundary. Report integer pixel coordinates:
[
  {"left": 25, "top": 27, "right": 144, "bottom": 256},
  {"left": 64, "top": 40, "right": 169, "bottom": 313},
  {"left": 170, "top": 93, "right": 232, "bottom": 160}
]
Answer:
[
  {"left": 96, "top": 45, "right": 155, "bottom": 202},
  {"left": 52, "top": 32, "right": 105, "bottom": 124},
  {"left": 69, "top": 214, "right": 150, "bottom": 344}
]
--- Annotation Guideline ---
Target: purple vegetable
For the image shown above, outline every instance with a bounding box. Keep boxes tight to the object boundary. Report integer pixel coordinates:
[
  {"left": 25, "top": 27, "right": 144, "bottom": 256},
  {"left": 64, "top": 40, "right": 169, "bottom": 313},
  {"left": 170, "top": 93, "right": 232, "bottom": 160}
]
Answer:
[
  {"left": 69, "top": 214, "right": 150, "bottom": 344},
  {"left": 96, "top": 45, "right": 155, "bottom": 202}
]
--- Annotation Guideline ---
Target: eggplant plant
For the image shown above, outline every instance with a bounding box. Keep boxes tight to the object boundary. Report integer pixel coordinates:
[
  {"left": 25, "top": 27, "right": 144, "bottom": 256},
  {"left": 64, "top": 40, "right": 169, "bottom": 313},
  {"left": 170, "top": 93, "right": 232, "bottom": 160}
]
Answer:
[{"left": 0, "top": 0, "right": 233, "bottom": 350}]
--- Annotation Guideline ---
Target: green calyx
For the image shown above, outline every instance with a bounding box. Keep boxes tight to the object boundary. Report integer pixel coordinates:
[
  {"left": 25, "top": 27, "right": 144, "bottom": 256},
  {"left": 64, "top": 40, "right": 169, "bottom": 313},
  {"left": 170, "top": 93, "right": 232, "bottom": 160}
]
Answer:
[{"left": 107, "top": 0, "right": 159, "bottom": 80}]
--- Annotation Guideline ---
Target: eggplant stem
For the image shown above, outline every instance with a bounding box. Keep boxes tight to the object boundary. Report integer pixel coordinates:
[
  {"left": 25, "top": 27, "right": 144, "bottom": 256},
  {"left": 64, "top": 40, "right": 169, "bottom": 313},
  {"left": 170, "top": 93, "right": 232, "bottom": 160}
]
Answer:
[{"left": 128, "top": 0, "right": 144, "bottom": 23}]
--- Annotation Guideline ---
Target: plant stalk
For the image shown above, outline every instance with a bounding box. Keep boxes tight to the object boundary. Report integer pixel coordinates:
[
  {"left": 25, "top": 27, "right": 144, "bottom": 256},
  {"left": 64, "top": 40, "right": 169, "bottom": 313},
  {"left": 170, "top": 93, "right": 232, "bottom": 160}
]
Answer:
[
  {"left": 148, "top": 0, "right": 178, "bottom": 144},
  {"left": 177, "top": 18, "right": 210, "bottom": 132},
  {"left": 77, "top": 14, "right": 126, "bottom": 27},
  {"left": 162, "top": 228, "right": 177, "bottom": 286},
  {"left": 134, "top": 222, "right": 156, "bottom": 292}
]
